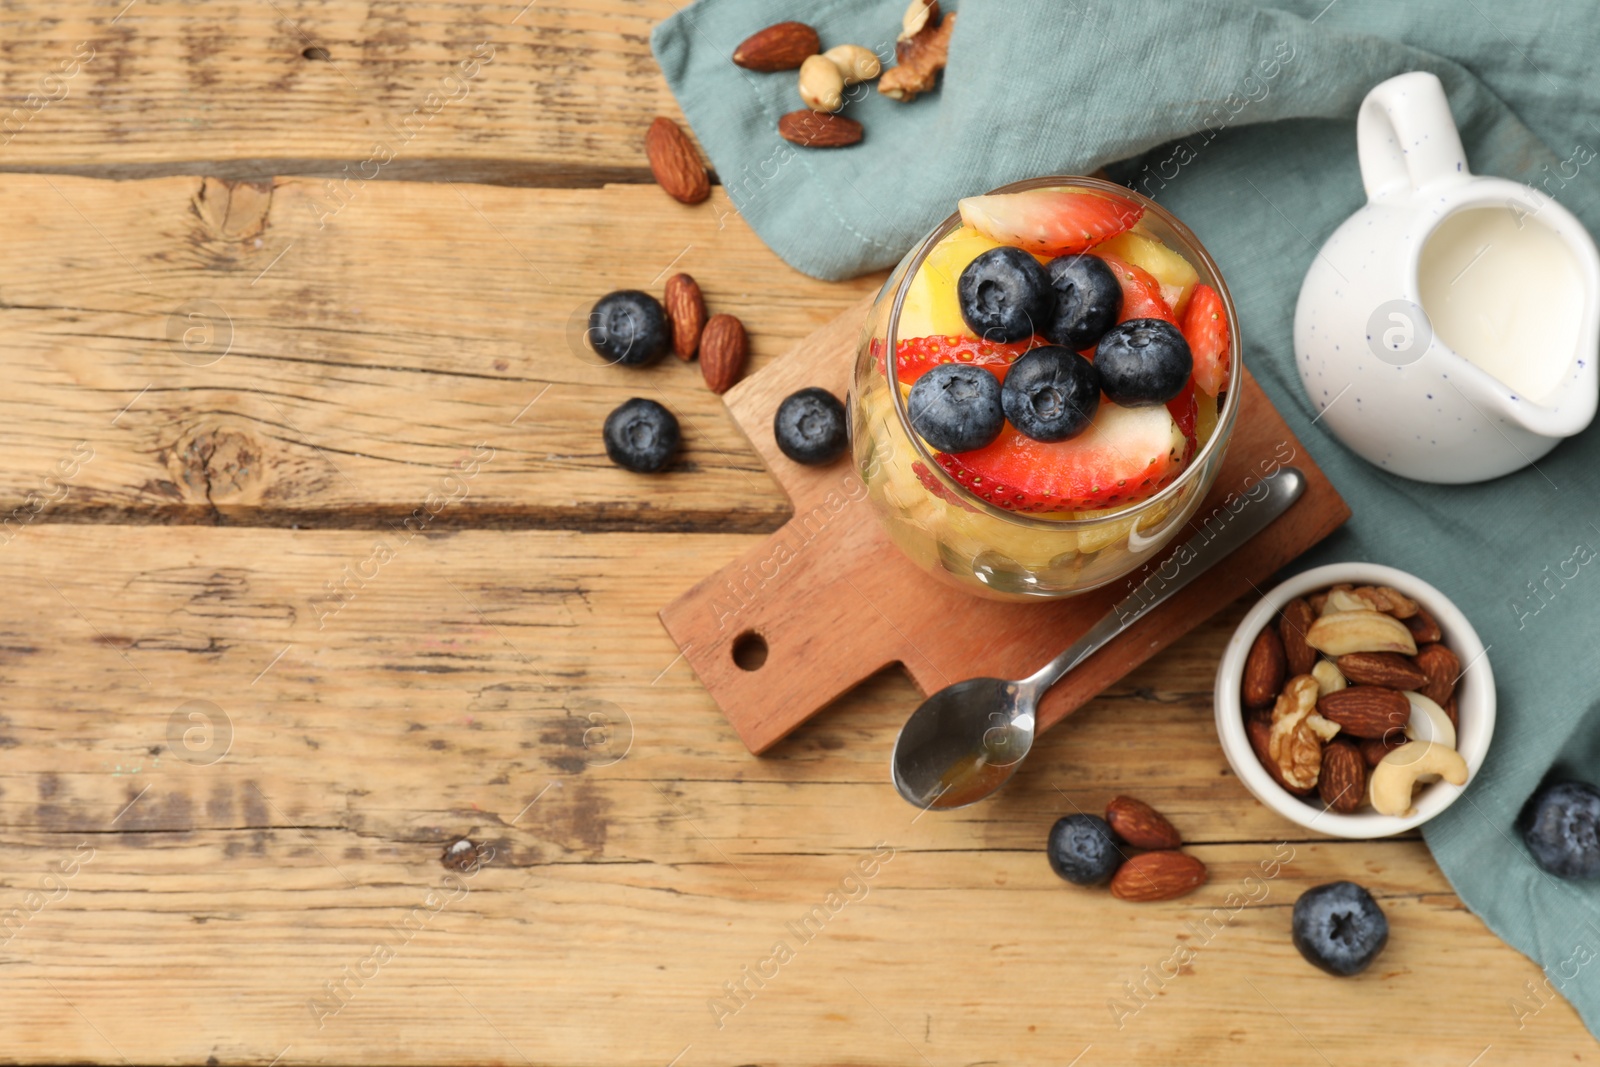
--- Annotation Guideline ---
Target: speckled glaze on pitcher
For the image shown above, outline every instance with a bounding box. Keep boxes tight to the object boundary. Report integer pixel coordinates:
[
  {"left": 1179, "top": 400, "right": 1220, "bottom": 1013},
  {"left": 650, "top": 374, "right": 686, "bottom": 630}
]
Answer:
[{"left": 1294, "top": 72, "right": 1600, "bottom": 483}]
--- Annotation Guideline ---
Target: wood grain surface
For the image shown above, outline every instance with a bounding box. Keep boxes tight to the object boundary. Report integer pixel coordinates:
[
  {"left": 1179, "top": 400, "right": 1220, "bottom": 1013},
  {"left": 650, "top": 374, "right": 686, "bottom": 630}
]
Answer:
[
  {"left": 0, "top": 1, "right": 1591, "bottom": 1064},
  {"left": 0, "top": 0, "right": 687, "bottom": 183},
  {"left": 0, "top": 525, "right": 1589, "bottom": 1065},
  {"left": 0, "top": 176, "right": 877, "bottom": 531}
]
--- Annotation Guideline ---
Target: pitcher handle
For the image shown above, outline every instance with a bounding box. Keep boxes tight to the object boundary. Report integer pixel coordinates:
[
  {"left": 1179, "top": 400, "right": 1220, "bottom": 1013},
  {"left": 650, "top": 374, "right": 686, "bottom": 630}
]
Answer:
[{"left": 1357, "top": 72, "right": 1471, "bottom": 202}]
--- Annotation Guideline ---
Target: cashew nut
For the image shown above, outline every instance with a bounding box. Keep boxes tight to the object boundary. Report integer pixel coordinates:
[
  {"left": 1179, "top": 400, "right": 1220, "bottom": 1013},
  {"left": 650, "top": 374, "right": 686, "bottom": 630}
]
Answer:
[
  {"left": 1321, "top": 587, "right": 1369, "bottom": 614},
  {"left": 823, "top": 44, "right": 881, "bottom": 85},
  {"left": 1305, "top": 609, "right": 1417, "bottom": 657},
  {"left": 1403, "top": 691, "right": 1457, "bottom": 751},
  {"left": 1312, "top": 659, "right": 1347, "bottom": 697},
  {"left": 1368, "top": 741, "right": 1468, "bottom": 816},
  {"left": 798, "top": 54, "right": 845, "bottom": 112}
]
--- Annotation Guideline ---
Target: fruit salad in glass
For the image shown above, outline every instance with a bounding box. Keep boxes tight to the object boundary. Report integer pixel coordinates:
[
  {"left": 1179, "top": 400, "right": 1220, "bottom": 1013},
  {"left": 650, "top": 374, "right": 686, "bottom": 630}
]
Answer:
[{"left": 851, "top": 176, "right": 1242, "bottom": 599}]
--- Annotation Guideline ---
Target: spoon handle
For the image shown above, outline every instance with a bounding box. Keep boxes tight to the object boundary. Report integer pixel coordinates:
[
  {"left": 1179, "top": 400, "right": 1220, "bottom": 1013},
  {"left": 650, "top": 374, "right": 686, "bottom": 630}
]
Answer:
[{"left": 1024, "top": 466, "right": 1307, "bottom": 694}]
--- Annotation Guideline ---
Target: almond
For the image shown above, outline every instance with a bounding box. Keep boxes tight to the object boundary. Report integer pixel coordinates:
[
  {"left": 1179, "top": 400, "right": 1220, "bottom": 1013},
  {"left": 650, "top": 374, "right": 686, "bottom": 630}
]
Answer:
[
  {"left": 1279, "top": 598, "right": 1317, "bottom": 676},
  {"left": 1241, "top": 625, "right": 1286, "bottom": 709},
  {"left": 1246, "top": 712, "right": 1313, "bottom": 796},
  {"left": 644, "top": 117, "right": 710, "bottom": 205},
  {"left": 1105, "top": 796, "right": 1182, "bottom": 850},
  {"left": 663, "top": 273, "right": 705, "bottom": 360},
  {"left": 1361, "top": 733, "right": 1406, "bottom": 767},
  {"left": 1110, "top": 851, "right": 1207, "bottom": 903},
  {"left": 732, "top": 21, "right": 820, "bottom": 72},
  {"left": 778, "top": 110, "right": 864, "bottom": 148},
  {"left": 1335, "top": 651, "right": 1427, "bottom": 690},
  {"left": 1318, "top": 738, "right": 1367, "bottom": 814},
  {"left": 1413, "top": 642, "right": 1461, "bottom": 707},
  {"left": 1316, "top": 686, "right": 1410, "bottom": 739},
  {"left": 1403, "top": 607, "right": 1443, "bottom": 644},
  {"left": 699, "top": 313, "right": 747, "bottom": 394}
]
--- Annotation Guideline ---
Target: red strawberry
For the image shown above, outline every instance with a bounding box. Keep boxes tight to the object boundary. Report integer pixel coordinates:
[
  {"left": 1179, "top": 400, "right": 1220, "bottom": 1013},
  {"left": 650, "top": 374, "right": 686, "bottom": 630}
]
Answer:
[
  {"left": 1166, "top": 376, "right": 1198, "bottom": 446},
  {"left": 1182, "top": 283, "right": 1231, "bottom": 396},
  {"left": 958, "top": 188, "right": 1143, "bottom": 258},
  {"left": 1097, "top": 253, "right": 1176, "bottom": 325},
  {"left": 935, "top": 403, "right": 1190, "bottom": 512},
  {"left": 912, "top": 460, "right": 979, "bottom": 512},
  {"left": 888, "top": 334, "right": 1045, "bottom": 385}
]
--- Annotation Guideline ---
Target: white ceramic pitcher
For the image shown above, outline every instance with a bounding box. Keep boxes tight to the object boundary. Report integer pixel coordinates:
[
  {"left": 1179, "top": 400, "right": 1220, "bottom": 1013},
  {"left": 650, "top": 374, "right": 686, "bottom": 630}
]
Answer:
[{"left": 1294, "top": 71, "right": 1600, "bottom": 483}]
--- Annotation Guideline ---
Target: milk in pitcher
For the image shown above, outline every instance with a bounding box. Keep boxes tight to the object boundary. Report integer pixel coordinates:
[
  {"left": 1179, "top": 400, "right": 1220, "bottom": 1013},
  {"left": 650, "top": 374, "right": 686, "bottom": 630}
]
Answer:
[{"left": 1418, "top": 206, "right": 1585, "bottom": 402}]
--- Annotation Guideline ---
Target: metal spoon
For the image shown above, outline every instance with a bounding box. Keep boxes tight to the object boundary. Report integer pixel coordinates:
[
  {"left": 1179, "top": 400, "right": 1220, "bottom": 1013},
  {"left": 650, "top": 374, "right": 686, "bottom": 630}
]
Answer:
[{"left": 891, "top": 466, "right": 1307, "bottom": 810}]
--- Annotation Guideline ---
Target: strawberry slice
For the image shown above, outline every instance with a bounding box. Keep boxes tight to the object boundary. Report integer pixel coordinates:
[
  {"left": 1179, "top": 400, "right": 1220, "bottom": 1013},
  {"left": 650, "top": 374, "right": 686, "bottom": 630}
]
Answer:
[
  {"left": 1181, "top": 283, "right": 1231, "bottom": 396},
  {"left": 1097, "top": 253, "right": 1177, "bottom": 325},
  {"left": 935, "top": 403, "right": 1190, "bottom": 512},
  {"left": 887, "top": 334, "right": 1045, "bottom": 385},
  {"left": 1166, "top": 376, "right": 1198, "bottom": 446},
  {"left": 912, "top": 460, "right": 979, "bottom": 512},
  {"left": 958, "top": 188, "right": 1143, "bottom": 258}
]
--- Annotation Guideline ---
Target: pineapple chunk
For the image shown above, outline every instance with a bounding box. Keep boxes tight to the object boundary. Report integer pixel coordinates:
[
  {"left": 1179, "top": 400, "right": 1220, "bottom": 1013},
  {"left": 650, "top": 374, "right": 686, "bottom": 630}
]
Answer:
[
  {"left": 898, "top": 226, "right": 1004, "bottom": 339},
  {"left": 1093, "top": 230, "right": 1200, "bottom": 318}
]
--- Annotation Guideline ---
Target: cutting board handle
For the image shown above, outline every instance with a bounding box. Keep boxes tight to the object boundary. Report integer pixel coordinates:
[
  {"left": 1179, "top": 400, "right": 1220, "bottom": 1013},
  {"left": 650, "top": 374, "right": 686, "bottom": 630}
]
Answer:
[{"left": 660, "top": 498, "right": 908, "bottom": 753}]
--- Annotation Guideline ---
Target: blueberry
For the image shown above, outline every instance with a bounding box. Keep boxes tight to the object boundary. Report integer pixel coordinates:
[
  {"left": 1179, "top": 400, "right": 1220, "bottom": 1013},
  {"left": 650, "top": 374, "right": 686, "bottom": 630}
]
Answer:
[
  {"left": 774, "top": 387, "right": 847, "bottom": 465},
  {"left": 1095, "top": 318, "right": 1193, "bottom": 406},
  {"left": 1047, "top": 814, "right": 1124, "bottom": 886},
  {"left": 1043, "top": 254, "right": 1122, "bottom": 349},
  {"left": 906, "top": 364, "right": 1004, "bottom": 454},
  {"left": 1291, "top": 881, "right": 1388, "bottom": 976},
  {"left": 603, "top": 397, "right": 680, "bottom": 472},
  {"left": 1001, "top": 345, "right": 1101, "bottom": 442},
  {"left": 957, "top": 246, "right": 1055, "bottom": 343},
  {"left": 588, "top": 290, "right": 670, "bottom": 366},
  {"left": 1519, "top": 780, "right": 1600, "bottom": 879}
]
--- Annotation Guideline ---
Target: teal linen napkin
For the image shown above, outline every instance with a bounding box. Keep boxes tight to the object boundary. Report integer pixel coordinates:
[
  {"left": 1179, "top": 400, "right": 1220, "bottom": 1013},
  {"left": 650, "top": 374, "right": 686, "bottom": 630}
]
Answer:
[{"left": 654, "top": 0, "right": 1600, "bottom": 1038}]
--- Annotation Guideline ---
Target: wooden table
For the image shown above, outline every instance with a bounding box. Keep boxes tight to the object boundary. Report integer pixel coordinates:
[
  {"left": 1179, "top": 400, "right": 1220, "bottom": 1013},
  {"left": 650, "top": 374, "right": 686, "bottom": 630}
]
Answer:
[{"left": 0, "top": 2, "right": 1587, "bottom": 1063}]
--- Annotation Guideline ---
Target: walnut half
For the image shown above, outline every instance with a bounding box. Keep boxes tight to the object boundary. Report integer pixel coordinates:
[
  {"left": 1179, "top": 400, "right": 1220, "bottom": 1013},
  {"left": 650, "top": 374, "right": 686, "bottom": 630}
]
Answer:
[
  {"left": 1268, "top": 674, "right": 1340, "bottom": 790},
  {"left": 879, "top": 8, "right": 955, "bottom": 102}
]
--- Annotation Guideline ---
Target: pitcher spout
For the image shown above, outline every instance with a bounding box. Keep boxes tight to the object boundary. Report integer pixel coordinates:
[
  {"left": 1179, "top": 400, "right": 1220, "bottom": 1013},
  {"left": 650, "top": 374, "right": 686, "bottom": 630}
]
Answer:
[{"left": 1481, "top": 324, "right": 1600, "bottom": 441}]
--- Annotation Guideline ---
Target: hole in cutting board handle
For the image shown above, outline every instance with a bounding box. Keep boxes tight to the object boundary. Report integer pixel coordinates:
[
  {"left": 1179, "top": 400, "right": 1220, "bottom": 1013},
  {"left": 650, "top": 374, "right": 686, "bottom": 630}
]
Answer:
[{"left": 732, "top": 631, "right": 768, "bottom": 671}]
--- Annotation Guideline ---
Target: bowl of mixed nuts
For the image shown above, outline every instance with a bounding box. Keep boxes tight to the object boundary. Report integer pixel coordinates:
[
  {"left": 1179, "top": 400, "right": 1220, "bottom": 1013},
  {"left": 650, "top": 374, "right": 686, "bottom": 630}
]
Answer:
[{"left": 1214, "top": 563, "right": 1495, "bottom": 838}]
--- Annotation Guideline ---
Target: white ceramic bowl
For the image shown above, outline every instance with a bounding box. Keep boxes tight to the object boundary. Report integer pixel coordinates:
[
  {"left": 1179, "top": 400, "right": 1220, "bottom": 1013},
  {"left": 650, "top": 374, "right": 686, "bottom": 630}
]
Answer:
[{"left": 1214, "top": 563, "right": 1495, "bottom": 838}]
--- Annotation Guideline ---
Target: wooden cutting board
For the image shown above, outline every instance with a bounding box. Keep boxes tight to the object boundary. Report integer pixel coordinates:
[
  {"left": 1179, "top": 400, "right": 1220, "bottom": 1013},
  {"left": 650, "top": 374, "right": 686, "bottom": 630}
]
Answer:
[{"left": 660, "top": 296, "right": 1350, "bottom": 754}]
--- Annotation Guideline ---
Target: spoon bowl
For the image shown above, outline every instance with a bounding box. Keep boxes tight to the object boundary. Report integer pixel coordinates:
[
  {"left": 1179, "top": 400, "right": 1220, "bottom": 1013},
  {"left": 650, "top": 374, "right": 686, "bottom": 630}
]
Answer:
[{"left": 890, "top": 677, "right": 1036, "bottom": 810}]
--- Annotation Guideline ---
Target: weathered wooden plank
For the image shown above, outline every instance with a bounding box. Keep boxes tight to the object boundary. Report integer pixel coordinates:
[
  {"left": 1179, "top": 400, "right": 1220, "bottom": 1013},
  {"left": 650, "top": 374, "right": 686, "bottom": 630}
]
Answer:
[
  {"left": 0, "top": 524, "right": 1587, "bottom": 1063},
  {"left": 2, "top": 833, "right": 1582, "bottom": 1066},
  {"left": 0, "top": 175, "right": 881, "bottom": 531},
  {"left": 0, "top": 524, "right": 1301, "bottom": 847},
  {"left": 0, "top": 0, "right": 689, "bottom": 184}
]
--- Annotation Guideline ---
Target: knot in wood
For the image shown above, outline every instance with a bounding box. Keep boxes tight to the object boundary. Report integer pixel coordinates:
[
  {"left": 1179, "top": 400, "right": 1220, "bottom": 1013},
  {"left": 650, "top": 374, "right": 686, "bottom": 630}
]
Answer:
[
  {"left": 168, "top": 423, "right": 267, "bottom": 507},
  {"left": 191, "top": 177, "right": 274, "bottom": 242}
]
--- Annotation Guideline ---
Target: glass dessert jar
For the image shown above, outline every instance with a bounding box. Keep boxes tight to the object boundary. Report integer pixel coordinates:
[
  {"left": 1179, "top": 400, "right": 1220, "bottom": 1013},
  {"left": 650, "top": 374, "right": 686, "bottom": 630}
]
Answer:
[{"left": 850, "top": 176, "right": 1242, "bottom": 601}]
